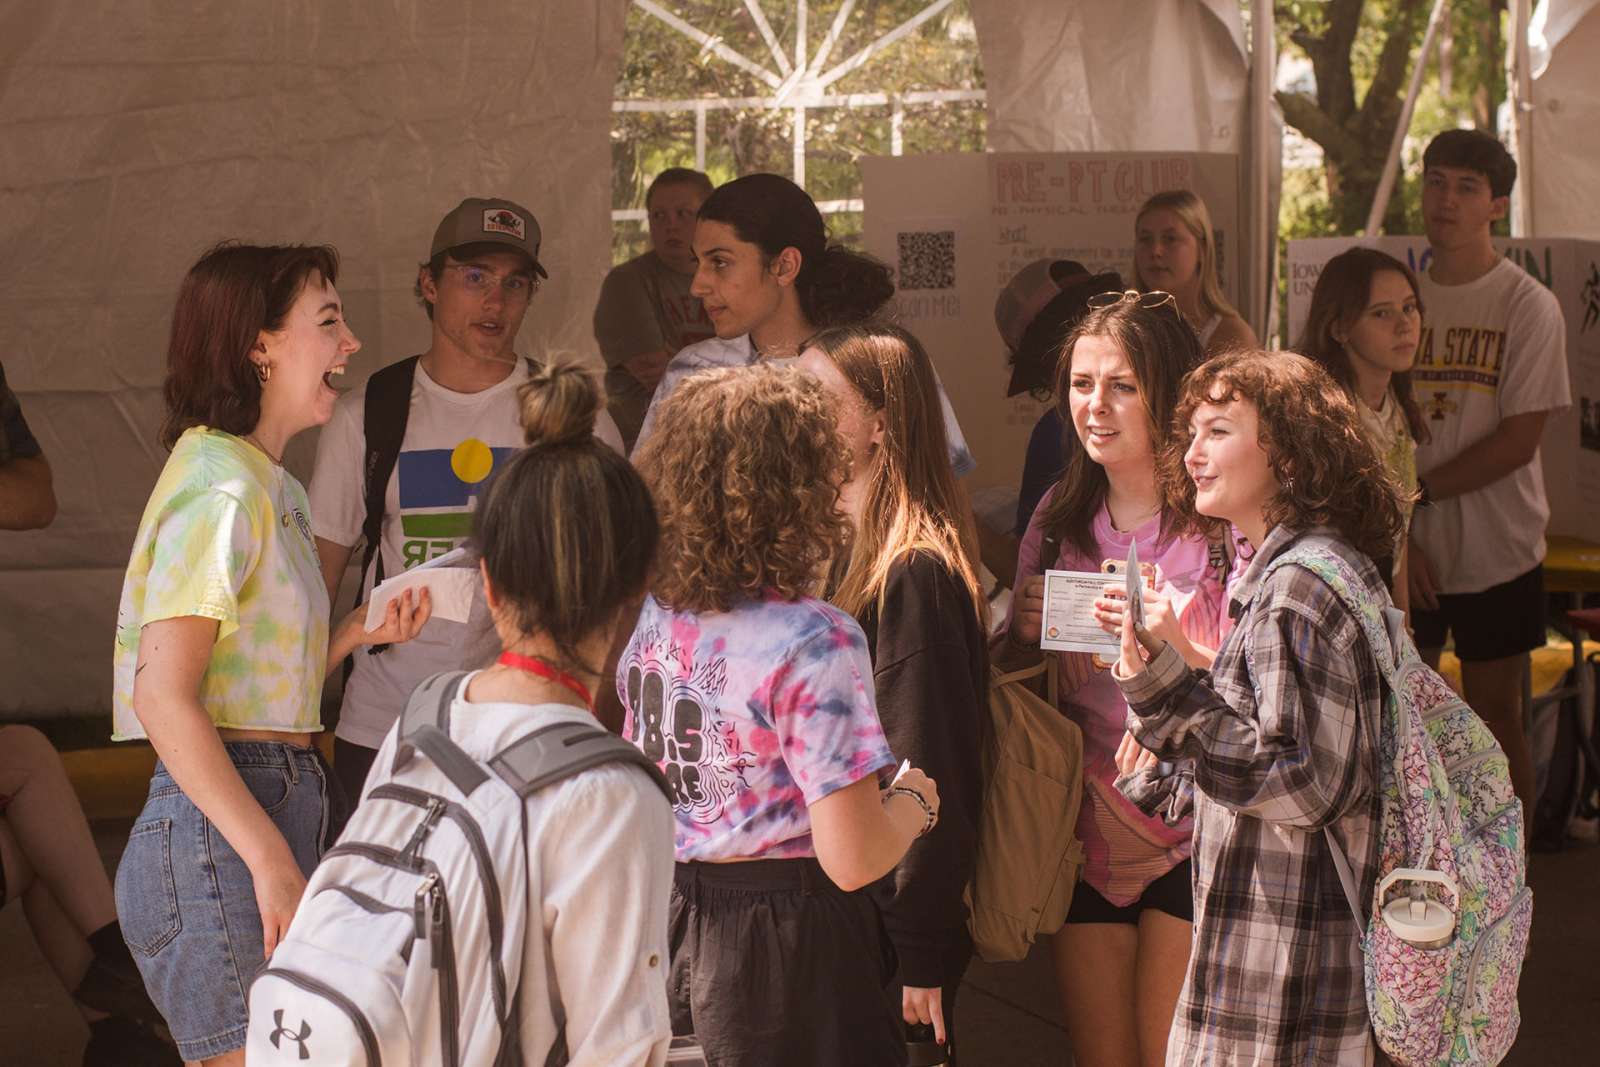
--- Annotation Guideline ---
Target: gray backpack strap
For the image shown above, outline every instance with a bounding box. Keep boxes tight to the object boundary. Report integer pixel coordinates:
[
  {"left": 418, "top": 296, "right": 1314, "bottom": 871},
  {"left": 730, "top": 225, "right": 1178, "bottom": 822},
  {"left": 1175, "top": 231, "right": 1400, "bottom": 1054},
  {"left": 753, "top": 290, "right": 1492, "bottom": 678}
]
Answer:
[
  {"left": 489, "top": 720, "right": 671, "bottom": 802},
  {"left": 392, "top": 671, "right": 471, "bottom": 777}
]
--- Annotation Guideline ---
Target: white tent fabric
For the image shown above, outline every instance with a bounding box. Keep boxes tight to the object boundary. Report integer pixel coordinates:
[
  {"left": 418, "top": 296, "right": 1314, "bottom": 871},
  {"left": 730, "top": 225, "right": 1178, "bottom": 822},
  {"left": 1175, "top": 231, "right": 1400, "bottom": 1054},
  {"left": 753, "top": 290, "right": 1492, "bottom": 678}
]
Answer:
[
  {"left": 969, "top": 0, "right": 1280, "bottom": 338},
  {"left": 0, "top": 2, "right": 630, "bottom": 717},
  {"left": 1530, "top": 0, "right": 1600, "bottom": 237},
  {"left": 970, "top": 0, "right": 1248, "bottom": 155}
]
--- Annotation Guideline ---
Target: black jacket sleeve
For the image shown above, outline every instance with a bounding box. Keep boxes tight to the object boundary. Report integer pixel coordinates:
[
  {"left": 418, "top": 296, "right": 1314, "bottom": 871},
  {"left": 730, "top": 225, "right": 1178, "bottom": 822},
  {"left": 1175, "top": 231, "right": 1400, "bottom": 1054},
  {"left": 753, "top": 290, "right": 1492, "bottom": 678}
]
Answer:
[{"left": 866, "top": 554, "right": 987, "bottom": 988}]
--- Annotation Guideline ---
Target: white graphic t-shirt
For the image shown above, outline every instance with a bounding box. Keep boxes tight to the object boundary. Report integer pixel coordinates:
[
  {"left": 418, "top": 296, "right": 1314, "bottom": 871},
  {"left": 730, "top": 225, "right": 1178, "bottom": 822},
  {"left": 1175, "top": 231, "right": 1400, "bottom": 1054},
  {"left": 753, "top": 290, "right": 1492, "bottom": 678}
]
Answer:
[
  {"left": 632, "top": 334, "right": 978, "bottom": 478},
  {"left": 309, "top": 358, "right": 624, "bottom": 747},
  {"left": 1412, "top": 258, "right": 1570, "bottom": 594}
]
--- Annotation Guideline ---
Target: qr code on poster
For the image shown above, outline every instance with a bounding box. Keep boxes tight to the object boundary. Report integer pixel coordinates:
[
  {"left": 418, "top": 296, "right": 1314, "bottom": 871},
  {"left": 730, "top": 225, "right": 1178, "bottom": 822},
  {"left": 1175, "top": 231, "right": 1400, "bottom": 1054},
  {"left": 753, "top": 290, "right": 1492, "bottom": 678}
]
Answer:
[{"left": 897, "top": 230, "right": 956, "bottom": 290}]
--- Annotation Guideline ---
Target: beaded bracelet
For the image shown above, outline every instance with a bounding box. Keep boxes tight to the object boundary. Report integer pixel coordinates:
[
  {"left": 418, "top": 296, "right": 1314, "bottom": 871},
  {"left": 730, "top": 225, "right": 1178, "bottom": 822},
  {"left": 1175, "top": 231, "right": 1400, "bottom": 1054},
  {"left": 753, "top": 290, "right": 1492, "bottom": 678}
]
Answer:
[{"left": 884, "top": 785, "right": 938, "bottom": 837}]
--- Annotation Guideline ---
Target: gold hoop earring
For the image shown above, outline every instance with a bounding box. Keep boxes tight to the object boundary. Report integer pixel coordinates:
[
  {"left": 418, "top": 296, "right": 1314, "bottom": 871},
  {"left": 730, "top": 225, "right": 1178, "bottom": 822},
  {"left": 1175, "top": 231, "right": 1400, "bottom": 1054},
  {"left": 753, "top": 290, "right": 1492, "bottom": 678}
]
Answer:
[{"left": 255, "top": 362, "right": 272, "bottom": 384}]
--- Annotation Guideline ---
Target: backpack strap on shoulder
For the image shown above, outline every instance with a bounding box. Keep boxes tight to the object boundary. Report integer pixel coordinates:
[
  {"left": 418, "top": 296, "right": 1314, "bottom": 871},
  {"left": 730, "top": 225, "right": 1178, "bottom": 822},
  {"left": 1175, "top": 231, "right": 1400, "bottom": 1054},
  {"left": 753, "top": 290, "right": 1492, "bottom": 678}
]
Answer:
[
  {"left": 393, "top": 671, "right": 470, "bottom": 774},
  {"left": 490, "top": 720, "right": 671, "bottom": 802},
  {"left": 355, "top": 355, "right": 421, "bottom": 618}
]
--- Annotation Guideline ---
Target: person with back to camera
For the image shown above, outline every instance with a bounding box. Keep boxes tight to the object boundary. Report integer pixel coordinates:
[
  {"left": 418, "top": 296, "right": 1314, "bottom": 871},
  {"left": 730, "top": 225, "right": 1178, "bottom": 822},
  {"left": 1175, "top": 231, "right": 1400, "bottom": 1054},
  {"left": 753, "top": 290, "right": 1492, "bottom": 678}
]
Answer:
[
  {"left": 1133, "top": 190, "right": 1257, "bottom": 355},
  {"left": 594, "top": 167, "right": 717, "bottom": 451},
  {"left": 1113, "top": 349, "right": 1403, "bottom": 1065},
  {"left": 1299, "top": 246, "right": 1429, "bottom": 614},
  {"left": 629, "top": 172, "right": 975, "bottom": 483},
  {"left": 798, "top": 322, "right": 987, "bottom": 1062},
  {"left": 351, "top": 358, "right": 677, "bottom": 1064},
  {"left": 1002, "top": 293, "right": 1223, "bottom": 1067},
  {"left": 626, "top": 364, "right": 941, "bottom": 1067},
  {"left": 1407, "top": 128, "right": 1571, "bottom": 816},
  {"left": 111, "top": 243, "right": 429, "bottom": 1066},
  {"left": 309, "top": 197, "right": 624, "bottom": 809}
]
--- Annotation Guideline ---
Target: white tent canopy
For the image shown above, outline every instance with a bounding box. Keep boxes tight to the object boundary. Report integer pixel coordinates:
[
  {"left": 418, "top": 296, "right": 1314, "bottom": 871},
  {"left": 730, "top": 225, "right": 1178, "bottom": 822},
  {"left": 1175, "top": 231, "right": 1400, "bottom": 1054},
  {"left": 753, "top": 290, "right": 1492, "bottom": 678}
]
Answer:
[
  {"left": 0, "top": 0, "right": 1589, "bottom": 718},
  {"left": 1530, "top": 0, "right": 1600, "bottom": 238}
]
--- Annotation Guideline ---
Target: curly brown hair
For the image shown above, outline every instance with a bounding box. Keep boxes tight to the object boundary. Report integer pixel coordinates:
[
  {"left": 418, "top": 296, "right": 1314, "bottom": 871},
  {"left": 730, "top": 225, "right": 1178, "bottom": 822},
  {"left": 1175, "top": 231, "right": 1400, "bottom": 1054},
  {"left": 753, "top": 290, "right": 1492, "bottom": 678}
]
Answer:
[
  {"left": 634, "top": 364, "right": 850, "bottom": 614},
  {"left": 1164, "top": 349, "right": 1406, "bottom": 562}
]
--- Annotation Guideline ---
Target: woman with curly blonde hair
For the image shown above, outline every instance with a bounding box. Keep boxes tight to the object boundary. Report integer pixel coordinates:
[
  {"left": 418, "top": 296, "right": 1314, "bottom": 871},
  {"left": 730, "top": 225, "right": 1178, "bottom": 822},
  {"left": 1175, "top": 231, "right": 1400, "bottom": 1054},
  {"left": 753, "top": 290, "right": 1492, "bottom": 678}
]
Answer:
[
  {"left": 1111, "top": 349, "right": 1403, "bottom": 1065},
  {"left": 626, "top": 363, "right": 941, "bottom": 1067}
]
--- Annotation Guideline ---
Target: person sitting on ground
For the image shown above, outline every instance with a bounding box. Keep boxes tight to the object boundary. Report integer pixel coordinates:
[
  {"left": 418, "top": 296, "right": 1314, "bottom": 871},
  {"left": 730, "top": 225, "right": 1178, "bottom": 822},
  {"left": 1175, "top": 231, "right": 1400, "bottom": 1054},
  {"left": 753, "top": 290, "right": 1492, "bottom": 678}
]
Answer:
[
  {"left": 1133, "top": 190, "right": 1256, "bottom": 355},
  {"left": 356, "top": 358, "right": 676, "bottom": 1064},
  {"left": 800, "top": 322, "right": 987, "bottom": 1059},
  {"left": 1, "top": 726, "right": 177, "bottom": 1066},
  {"left": 626, "top": 364, "right": 940, "bottom": 1067},
  {"left": 1298, "top": 246, "right": 1428, "bottom": 613},
  {"left": 594, "top": 167, "right": 717, "bottom": 451},
  {"left": 1113, "top": 349, "right": 1402, "bottom": 1065}
]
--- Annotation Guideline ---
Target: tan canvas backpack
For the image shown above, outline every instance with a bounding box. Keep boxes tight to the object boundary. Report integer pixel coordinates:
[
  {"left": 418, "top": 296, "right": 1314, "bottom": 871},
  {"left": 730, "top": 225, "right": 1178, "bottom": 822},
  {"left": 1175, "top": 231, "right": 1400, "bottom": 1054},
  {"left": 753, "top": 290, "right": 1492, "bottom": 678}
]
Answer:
[{"left": 965, "top": 651, "right": 1085, "bottom": 962}]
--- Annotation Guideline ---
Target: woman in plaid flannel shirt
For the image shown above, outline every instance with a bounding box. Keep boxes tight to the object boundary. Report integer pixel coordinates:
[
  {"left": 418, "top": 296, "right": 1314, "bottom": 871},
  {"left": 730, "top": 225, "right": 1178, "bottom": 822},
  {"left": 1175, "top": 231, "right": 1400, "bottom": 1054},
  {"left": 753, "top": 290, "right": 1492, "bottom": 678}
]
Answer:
[{"left": 1111, "top": 350, "right": 1408, "bottom": 1066}]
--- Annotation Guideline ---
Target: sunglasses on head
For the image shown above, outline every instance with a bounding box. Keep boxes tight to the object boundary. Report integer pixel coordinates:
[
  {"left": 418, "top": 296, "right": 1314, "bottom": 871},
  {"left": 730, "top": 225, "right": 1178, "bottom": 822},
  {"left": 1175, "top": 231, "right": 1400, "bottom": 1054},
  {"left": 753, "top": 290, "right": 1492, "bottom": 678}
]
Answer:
[{"left": 1086, "top": 289, "right": 1177, "bottom": 311}]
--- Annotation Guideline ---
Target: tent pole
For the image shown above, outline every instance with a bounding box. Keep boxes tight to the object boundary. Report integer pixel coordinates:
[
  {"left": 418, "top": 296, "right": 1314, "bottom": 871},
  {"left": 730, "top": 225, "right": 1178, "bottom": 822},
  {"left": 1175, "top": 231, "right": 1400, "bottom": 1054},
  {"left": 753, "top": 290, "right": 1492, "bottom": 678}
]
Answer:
[
  {"left": 1363, "top": 0, "right": 1450, "bottom": 236},
  {"left": 1507, "top": 0, "right": 1536, "bottom": 235},
  {"left": 1248, "top": 0, "right": 1275, "bottom": 344}
]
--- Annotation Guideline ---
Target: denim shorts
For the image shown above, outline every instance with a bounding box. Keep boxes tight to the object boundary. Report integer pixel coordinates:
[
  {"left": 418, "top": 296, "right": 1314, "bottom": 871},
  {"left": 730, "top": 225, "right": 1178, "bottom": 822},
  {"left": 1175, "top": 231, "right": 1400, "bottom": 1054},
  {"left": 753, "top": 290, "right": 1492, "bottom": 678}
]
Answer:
[{"left": 114, "top": 741, "right": 335, "bottom": 1061}]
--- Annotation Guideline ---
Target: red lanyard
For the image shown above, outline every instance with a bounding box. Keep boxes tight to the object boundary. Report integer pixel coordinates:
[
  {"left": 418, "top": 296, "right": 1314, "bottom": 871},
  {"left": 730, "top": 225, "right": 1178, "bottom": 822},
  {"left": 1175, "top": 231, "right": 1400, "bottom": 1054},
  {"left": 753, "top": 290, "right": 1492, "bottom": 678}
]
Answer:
[{"left": 496, "top": 652, "right": 594, "bottom": 710}]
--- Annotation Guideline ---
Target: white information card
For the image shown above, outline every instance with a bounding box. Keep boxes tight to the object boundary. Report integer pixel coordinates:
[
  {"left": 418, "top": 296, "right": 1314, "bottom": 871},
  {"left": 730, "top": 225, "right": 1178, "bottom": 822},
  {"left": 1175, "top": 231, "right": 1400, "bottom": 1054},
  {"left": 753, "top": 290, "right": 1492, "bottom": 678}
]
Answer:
[{"left": 1040, "top": 570, "right": 1117, "bottom": 655}]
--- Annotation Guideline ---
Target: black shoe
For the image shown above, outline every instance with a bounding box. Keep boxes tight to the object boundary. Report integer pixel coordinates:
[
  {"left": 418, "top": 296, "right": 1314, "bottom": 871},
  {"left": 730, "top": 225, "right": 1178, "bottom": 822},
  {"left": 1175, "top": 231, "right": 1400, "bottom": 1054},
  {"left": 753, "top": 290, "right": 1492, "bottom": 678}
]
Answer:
[
  {"left": 82, "top": 1016, "right": 180, "bottom": 1067},
  {"left": 74, "top": 956, "right": 163, "bottom": 1030}
]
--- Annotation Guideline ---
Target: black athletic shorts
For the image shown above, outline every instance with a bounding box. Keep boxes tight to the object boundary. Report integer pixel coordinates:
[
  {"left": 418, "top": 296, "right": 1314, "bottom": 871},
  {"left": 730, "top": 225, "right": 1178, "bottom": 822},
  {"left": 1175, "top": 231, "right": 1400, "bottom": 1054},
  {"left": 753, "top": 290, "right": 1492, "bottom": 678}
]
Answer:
[
  {"left": 1412, "top": 563, "right": 1546, "bottom": 663},
  {"left": 669, "top": 858, "right": 906, "bottom": 1067},
  {"left": 1064, "top": 859, "right": 1194, "bottom": 925}
]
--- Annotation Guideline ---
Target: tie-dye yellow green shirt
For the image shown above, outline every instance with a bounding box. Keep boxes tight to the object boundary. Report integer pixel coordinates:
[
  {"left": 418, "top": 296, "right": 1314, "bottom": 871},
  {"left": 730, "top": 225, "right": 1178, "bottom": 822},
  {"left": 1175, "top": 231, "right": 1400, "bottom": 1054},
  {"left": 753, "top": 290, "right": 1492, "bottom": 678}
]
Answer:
[{"left": 112, "top": 427, "right": 329, "bottom": 740}]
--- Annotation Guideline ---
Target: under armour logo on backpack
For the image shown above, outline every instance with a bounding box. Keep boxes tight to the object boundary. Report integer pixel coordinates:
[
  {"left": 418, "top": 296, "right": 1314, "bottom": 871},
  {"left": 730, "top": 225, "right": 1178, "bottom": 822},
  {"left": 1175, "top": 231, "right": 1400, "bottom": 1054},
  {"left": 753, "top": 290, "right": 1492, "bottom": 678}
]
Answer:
[{"left": 269, "top": 1009, "right": 313, "bottom": 1060}]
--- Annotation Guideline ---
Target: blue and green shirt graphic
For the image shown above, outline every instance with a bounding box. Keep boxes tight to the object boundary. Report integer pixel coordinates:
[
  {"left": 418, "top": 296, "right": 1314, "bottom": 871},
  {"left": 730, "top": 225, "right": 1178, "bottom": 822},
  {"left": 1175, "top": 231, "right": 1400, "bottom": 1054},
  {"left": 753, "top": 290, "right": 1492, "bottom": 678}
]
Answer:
[{"left": 396, "top": 438, "right": 511, "bottom": 567}]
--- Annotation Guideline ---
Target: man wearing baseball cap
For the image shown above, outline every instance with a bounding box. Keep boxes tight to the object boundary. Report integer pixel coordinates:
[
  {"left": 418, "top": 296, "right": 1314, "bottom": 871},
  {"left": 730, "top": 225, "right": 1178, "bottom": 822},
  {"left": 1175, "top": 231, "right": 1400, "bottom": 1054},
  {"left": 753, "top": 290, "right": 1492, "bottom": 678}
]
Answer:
[{"left": 307, "top": 197, "right": 624, "bottom": 802}]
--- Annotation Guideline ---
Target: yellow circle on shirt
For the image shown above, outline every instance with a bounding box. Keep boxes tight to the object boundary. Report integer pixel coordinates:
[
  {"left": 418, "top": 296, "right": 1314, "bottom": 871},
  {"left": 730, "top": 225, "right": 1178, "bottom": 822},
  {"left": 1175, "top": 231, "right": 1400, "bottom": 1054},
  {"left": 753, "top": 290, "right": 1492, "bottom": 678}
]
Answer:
[{"left": 451, "top": 438, "right": 495, "bottom": 484}]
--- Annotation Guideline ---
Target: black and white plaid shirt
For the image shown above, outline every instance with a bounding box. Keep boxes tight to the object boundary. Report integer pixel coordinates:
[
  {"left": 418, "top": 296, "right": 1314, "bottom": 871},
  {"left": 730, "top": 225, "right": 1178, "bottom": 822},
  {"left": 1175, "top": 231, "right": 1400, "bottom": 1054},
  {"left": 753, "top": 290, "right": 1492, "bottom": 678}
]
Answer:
[{"left": 1117, "top": 525, "right": 1385, "bottom": 1066}]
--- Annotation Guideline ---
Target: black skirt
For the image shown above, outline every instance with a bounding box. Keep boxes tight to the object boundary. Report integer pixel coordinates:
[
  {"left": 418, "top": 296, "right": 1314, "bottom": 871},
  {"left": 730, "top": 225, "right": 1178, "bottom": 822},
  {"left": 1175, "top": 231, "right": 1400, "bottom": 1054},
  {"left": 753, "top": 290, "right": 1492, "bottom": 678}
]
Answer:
[{"left": 668, "top": 858, "right": 907, "bottom": 1067}]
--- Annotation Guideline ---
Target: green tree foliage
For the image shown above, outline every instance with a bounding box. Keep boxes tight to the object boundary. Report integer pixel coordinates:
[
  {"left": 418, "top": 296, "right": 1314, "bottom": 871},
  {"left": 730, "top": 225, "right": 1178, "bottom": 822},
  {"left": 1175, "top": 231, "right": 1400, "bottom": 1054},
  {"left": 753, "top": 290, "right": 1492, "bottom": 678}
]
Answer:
[
  {"left": 611, "top": 0, "right": 985, "bottom": 263},
  {"left": 1276, "top": 0, "right": 1507, "bottom": 241},
  {"left": 1274, "top": 0, "right": 1508, "bottom": 339}
]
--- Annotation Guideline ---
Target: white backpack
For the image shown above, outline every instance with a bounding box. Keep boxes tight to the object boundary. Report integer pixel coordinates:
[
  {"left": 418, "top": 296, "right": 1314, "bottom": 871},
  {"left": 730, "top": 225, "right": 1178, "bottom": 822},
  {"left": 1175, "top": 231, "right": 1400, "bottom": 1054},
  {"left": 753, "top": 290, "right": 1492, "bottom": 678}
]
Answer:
[{"left": 245, "top": 671, "right": 671, "bottom": 1067}]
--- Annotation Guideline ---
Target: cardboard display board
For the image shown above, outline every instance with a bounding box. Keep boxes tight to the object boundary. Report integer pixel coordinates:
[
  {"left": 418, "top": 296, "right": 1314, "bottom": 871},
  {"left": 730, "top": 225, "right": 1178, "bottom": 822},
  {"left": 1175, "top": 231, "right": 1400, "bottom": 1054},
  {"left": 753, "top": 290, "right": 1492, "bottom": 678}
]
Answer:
[
  {"left": 1286, "top": 236, "right": 1600, "bottom": 540},
  {"left": 862, "top": 151, "right": 1240, "bottom": 498}
]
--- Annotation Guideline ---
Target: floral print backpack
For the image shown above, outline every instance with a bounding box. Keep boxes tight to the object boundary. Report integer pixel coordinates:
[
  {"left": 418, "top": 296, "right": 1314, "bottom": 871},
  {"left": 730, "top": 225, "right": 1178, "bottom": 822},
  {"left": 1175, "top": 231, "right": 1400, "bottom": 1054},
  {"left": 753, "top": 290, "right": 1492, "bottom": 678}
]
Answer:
[{"left": 1265, "top": 543, "right": 1532, "bottom": 1066}]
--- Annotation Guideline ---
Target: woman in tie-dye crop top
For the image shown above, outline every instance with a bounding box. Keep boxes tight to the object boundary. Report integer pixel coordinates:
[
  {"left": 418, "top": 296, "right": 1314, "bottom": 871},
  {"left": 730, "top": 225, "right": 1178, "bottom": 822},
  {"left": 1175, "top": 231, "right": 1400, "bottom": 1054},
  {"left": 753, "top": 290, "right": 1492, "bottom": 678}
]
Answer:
[{"left": 626, "top": 364, "right": 940, "bottom": 1067}]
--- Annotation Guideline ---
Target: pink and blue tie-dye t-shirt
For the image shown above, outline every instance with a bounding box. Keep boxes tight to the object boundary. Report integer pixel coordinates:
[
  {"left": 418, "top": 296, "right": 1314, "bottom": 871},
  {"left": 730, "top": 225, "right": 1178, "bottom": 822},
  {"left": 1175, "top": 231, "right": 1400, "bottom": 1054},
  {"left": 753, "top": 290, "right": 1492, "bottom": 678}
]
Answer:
[{"left": 619, "top": 592, "right": 897, "bottom": 861}]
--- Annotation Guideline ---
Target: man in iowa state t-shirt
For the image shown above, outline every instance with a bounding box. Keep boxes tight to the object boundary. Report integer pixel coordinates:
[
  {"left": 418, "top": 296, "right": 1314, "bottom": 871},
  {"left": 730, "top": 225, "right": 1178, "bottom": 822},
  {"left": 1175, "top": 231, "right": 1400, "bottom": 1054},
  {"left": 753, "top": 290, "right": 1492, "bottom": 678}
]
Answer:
[
  {"left": 1407, "top": 130, "right": 1570, "bottom": 815},
  {"left": 309, "top": 197, "right": 622, "bottom": 804}
]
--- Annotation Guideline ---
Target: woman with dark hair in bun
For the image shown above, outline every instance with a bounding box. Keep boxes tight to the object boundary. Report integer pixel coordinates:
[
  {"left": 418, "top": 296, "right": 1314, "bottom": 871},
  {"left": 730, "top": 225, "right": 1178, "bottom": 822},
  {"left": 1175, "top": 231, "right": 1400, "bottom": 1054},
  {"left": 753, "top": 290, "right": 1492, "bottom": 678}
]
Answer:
[{"left": 629, "top": 173, "right": 975, "bottom": 480}]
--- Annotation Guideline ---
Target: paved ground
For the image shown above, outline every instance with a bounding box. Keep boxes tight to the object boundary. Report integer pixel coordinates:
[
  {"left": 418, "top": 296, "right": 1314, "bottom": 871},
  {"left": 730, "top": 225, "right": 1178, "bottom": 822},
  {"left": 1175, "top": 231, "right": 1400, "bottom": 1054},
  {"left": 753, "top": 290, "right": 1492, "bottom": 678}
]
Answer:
[{"left": 3, "top": 821, "right": 1596, "bottom": 1065}]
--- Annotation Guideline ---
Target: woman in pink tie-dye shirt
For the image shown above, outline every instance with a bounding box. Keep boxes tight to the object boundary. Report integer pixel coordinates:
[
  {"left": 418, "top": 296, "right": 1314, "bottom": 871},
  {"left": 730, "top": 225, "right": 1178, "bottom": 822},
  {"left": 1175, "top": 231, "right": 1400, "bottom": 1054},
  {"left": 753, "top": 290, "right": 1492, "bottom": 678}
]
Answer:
[{"left": 625, "top": 364, "right": 941, "bottom": 1067}]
